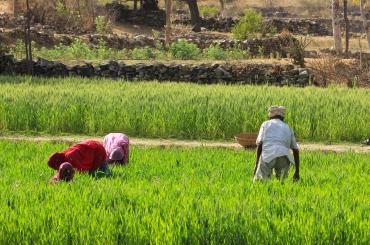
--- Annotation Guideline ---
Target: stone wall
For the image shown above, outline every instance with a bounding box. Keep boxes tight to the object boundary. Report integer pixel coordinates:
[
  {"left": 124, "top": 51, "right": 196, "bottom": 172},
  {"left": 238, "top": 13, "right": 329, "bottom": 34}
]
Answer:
[
  {"left": 0, "top": 55, "right": 311, "bottom": 86},
  {"left": 105, "top": 3, "right": 364, "bottom": 36},
  {"left": 174, "top": 17, "right": 364, "bottom": 36}
]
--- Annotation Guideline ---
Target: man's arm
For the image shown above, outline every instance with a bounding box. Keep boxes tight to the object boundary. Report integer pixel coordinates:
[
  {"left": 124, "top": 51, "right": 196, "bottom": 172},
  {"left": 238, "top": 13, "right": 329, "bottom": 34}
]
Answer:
[
  {"left": 292, "top": 149, "right": 300, "bottom": 181},
  {"left": 254, "top": 143, "right": 262, "bottom": 176}
]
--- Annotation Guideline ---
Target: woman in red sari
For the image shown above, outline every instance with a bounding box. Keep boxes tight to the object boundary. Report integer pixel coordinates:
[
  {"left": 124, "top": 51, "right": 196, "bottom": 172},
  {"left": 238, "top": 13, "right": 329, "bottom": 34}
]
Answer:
[{"left": 48, "top": 140, "right": 111, "bottom": 182}]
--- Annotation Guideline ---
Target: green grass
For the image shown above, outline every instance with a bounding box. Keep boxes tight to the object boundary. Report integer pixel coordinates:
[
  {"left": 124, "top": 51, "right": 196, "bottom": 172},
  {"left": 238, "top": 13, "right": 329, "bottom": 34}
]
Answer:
[
  {"left": 0, "top": 76, "right": 369, "bottom": 142},
  {"left": 0, "top": 140, "right": 368, "bottom": 244},
  {"left": 10, "top": 39, "right": 251, "bottom": 61}
]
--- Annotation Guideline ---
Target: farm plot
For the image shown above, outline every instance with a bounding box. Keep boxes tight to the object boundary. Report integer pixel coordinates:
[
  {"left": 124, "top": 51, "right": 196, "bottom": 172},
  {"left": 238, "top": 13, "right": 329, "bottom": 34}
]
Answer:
[
  {"left": 0, "top": 76, "right": 369, "bottom": 142},
  {"left": 0, "top": 141, "right": 369, "bottom": 244}
]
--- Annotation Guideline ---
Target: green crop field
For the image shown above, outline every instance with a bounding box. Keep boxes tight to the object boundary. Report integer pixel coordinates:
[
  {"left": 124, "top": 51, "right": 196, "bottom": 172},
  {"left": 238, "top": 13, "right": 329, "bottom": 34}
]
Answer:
[
  {"left": 0, "top": 141, "right": 368, "bottom": 244},
  {"left": 0, "top": 76, "right": 369, "bottom": 143}
]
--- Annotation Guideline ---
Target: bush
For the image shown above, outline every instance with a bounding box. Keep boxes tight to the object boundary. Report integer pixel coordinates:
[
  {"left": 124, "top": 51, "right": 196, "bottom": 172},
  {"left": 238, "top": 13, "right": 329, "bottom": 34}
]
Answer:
[
  {"left": 199, "top": 5, "right": 219, "bottom": 17},
  {"left": 0, "top": 42, "right": 6, "bottom": 56},
  {"left": 10, "top": 40, "right": 26, "bottom": 59},
  {"left": 204, "top": 44, "right": 227, "bottom": 60},
  {"left": 232, "top": 9, "right": 262, "bottom": 40},
  {"left": 169, "top": 40, "right": 201, "bottom": 60},
  {"left": 96, "top": 39, "right": 115, "bottom": 60},
  {"left": 95, "top": 16, "right": 110, "bottom": 34},
  {"left": 131, "top": 47, "right": 155, "bottom": 60},
  {"left": 154, "top": 42, "right": 169, "bottom": 60},
  {"left": 69, "top": 38, "right": 95, "bottom": 60},
  {"left": 227, "top": 45, "right": 250, "bottom": 60}
]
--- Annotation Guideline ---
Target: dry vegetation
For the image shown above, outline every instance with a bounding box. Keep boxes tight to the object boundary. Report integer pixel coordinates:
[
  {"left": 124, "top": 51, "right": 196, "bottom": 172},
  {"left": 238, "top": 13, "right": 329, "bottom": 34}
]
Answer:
[
  {"left": 194, "top": 0, "right": 334, "bottom": 17},
  {"left": 304, "top": 36, "right": 369, "bottom": 52}
]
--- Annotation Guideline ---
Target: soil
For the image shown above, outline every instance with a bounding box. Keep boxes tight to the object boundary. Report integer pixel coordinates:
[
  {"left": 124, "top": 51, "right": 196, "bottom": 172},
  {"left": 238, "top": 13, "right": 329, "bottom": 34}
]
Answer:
[{"left": 0, "top": 135, "right": 369, "bottom": 153}]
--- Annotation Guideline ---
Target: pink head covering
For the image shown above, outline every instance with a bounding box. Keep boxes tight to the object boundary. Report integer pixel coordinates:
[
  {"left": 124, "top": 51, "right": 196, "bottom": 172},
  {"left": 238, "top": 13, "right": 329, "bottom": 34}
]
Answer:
[{"left": 109, "top": 147, "right": 125, "bottom": 161}]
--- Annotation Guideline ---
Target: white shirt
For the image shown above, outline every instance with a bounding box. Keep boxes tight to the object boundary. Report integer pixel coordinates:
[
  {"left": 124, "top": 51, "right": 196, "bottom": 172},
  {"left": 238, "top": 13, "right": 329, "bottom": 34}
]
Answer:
[{"left": 256, "top": 119, "right": 299, "bottom": 164}]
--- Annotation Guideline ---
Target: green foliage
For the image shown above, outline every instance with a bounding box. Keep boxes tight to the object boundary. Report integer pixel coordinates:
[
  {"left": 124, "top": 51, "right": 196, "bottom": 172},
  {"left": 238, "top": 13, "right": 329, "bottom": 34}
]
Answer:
[
  {"left": 55, "top": 0, "right": 69, "bottom": 16},
  {"left": 204, "top": 44, "right": 227, "bottom": 60},
  {"left": 232, "top": 9, "right": 263, "bottom": 40},
  {"left": 0, "top": 76, "right": 369, "bottom": 142},
  {"left": 10, "top": 40, "right": 26, "bottom": 59},
  {"left": 170, "top": 40, "right": 201, "bottom": 60},
  {"left": 131, "top": 47, "right": 155, "bottom": 60},
  {"left": 0, "top": 42, "right": 6, "bottom": 56},
  {"left": 0, "top": 141, "right": 369, "bottom": 243},
  {"left": 154, "top": 42, "right": 169, "bottom": 60},
  {"left": 199, "top": 5, "right": 219, "bottom": 17},
  {"left": 9, "top": 39, "right": 258, "bottom": 61},
  {"left": 69, "top": 38, "right": 95, "bottom": 60},
  {"left": 226, "top": 45, "right": 251, "bottom": 59},
  {"left": 95, "top": 16, "right": 109, "bottom": 34},
  {"left": 96, "top": 39, "right": 115, "bottom": 60}
]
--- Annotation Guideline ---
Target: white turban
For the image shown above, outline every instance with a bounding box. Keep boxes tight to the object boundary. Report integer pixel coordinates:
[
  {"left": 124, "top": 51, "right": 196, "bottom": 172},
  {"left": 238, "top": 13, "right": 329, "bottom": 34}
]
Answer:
[{"left": 268, "top": 106, "right": 286, "bottom": 118}]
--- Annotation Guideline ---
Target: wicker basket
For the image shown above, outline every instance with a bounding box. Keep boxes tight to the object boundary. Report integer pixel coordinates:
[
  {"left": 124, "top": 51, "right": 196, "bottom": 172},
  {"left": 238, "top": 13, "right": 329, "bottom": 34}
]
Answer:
[{"left": 235, "top": 133, "right": 258, "bottom": 148}]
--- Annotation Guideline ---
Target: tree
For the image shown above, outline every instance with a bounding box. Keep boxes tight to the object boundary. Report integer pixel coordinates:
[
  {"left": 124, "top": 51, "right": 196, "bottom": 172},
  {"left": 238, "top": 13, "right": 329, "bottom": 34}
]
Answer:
[
  {"left": 180, "top": 0, "right": 201, "bottom": 32},
  {"left": 344, "top": 0, "right": 350, "bottom": 55},
  {"left": 165, "top": 0, "right": 173, "bottom": 46},
  {"left": 332, "top": 0, "right": 343, "bottom": 53},
  {"left": 219, "top": 0, "right": 224, "bottom": 15},
  {"left": 25, "top": 0, "right": 33, "bottom": 75},
  {"left": 360, "top": 0, "right": 370, "bottom": 50},
  {"left": 142, "top": 0, "right": 159, "bottom": 11}
]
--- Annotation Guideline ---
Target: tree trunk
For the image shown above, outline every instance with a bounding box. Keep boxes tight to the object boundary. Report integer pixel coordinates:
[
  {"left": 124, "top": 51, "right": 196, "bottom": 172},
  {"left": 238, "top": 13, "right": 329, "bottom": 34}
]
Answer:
[
  {"left": 185, "top": 0, "right": 201, "bottom": 32},
  {"left": 142, "top": 0, "right": 159, "bottom": 11},
  {"left": 332, "top": 0, "right": 342, "bottom": 53},
  {"left": 25, "top": 0, "right": 33, "bottom": 75},
  {"left": 219, "top": 0, "right": 224, "bottom": 15},
  {"left": 360, "top": 0, "right": 370, "bottom": 51},
  {"left": 343, "top": 0, "right": 349, "bottom": 56},
  {"left": 165, "top": 0, "right": 172, "bottom": 47},
  {"left": 76, "top": 0, "right": 82, "bottom": 17},
  {"left": 91, "top": 0, "right": 96, "bottom": 26}
]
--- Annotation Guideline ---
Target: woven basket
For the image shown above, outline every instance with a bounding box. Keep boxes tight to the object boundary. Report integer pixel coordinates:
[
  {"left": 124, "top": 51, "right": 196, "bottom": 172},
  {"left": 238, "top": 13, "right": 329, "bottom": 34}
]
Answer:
[{"left": 234, "top": 133, "right": 258, "bottom": 148}]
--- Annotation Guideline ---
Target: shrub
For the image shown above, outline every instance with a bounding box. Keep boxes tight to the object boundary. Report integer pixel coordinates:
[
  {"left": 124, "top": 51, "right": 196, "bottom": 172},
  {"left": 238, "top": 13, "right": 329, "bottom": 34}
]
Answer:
[
  {"left": 131, "top": 47, "right": 155, "bottom": 60},
  {"left": 226, "top": 45, "right": 250, "bottom": 60},
  {"left": 96, "top": 39, "right": 115, "bottom": 60},
  {"left": 10, "top": 40, "right": 26, "bottom": 59},
  {"left": 204, "top": 44, "right": 227, "bottom": 60},
  {"left": 95, "top": 16, "right": 110, "bottom": 34},
  {"left": 169, "top": 40, "right": 200, "bottom": 60},
  {"left": 232, "top": 9, "right": 262, "bottom": 40},
  {"left": 199, "top": 5, "right": 219, "bottom": 17},
  {"left": 0, "top": 42, "right": 6, "bottom": 56},
  {"left": 69, "top": 38, "right": 95, "bottom": 60},
  {"left": 155, "top": 42, "right": 169, "bottom": 60}
]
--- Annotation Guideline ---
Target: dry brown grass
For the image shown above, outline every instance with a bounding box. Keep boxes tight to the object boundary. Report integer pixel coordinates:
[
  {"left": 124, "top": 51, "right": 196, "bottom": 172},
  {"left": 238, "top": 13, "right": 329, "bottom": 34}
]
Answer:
[
  {"left": 307, "top": 56, "right": 368, "bottom": 87},
  {"left": 305, "top": 36, "right": 369, "bottom": 52}
]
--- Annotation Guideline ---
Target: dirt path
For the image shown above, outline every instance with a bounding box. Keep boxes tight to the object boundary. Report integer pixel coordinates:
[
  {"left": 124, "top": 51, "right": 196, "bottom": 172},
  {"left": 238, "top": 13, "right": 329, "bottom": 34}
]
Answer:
[{"left": 0, "top": 135, "right": 369, "bottom": 153}]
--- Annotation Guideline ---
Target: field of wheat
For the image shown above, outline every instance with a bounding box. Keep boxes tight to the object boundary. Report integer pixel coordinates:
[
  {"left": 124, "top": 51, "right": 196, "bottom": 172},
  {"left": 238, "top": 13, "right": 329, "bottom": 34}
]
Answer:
[
  {"left": 0, "top": 140, "right": 368, "bottom": 244},
  {"left": 0, "top": 76, "right": 369, "bottom": 142}
]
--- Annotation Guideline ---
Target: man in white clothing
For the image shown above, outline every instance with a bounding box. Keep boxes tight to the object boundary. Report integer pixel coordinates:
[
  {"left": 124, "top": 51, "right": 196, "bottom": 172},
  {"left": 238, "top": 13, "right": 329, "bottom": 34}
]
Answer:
[{"left": 254, "top": 106, "right": 300, "bottom": 181}]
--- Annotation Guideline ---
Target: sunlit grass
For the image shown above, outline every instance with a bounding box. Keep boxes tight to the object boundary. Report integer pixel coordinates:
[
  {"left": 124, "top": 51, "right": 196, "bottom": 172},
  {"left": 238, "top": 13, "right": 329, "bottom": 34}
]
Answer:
[
  {"left": 0, "top": 140, "right": 368, "bottom": 244},
  {"left": 0, "top": 76, "right": 369, "bottom": 142}
]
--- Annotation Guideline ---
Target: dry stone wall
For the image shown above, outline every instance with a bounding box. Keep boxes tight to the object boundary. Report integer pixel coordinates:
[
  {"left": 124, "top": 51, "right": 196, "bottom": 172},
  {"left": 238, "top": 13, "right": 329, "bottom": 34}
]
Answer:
[
  {"left": 0, "top": 55, "right": 311, "bottom": 86},
  {"left": 105, "top": 3, "right": 364, "bottom": 36},
  {"left": 175, "top": 17, "right": 364, "bottom": 36}
]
